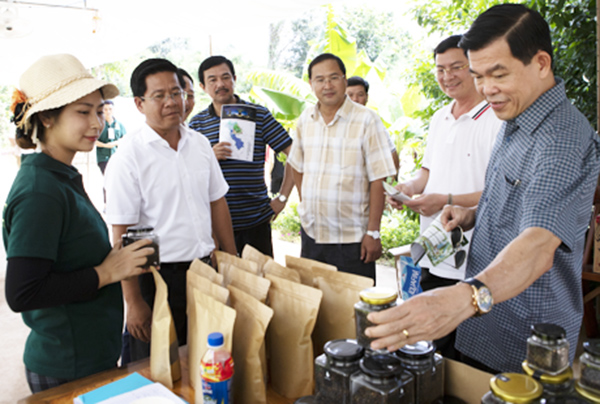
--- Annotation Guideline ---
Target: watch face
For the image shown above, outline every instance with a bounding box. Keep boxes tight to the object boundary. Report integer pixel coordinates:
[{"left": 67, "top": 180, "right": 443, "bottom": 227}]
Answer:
[{"left": 477, "top": 287, "right": 493, "bottom": 314}]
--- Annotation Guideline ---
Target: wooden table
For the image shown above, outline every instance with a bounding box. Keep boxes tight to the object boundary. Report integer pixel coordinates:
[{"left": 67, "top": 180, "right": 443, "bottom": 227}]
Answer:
[{"left": 18, "top": 346, "right": 295, "bottom": 404}]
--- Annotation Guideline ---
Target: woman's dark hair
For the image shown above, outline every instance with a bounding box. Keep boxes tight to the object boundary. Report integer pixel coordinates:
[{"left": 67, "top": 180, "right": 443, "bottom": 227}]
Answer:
[
  {"left": 308, "top": 53, "right": 346, "bottom": 79},
  {"left": 198, "top": 56, "right": 235, "bottom": 86},
  {"left": 459, "top": 3, "right": 553, "bottom": 66},
  {"left": 15, "top": 107, "right": 63, "bottom": 149},
  {"left": 130, "top": 58, "right": 179, "bottom": 97}
]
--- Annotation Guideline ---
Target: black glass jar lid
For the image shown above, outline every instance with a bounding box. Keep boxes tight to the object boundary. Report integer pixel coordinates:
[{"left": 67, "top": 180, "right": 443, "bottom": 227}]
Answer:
[
  {"left": 396, "top": 340, "right": 435, "bottom": 358},
  {"left": 324, "top": 339, "right": 364, "bottom": 362},
  {"left": 531, "top": 323, "right": 566, "bottom": 341},
  {"left": 359, "top": 354, "right": 403, "bottom": 378},
  {"left": 583, "top": 340, "right": 600, "bottom": 357},
  {"left": 126, "top": 225, "right": 154, "bottom": 234}
]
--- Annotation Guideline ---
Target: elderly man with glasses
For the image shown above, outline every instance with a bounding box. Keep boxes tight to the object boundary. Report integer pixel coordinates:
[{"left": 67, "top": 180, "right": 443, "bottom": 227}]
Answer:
[{"left": 104, "top": 58, "right": 236, "bottom": 363}]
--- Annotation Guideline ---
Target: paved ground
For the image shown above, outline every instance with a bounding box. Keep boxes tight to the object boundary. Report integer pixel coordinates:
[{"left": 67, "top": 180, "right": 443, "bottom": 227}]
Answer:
[{"left": 0, "top": 152, "right": 395, "bottom": 402}]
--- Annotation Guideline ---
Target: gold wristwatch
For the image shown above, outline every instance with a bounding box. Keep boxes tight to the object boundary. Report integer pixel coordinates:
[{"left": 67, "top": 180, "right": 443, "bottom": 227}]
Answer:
[{"left": 463, "top": 277, "right": 493, "bottom": 316}]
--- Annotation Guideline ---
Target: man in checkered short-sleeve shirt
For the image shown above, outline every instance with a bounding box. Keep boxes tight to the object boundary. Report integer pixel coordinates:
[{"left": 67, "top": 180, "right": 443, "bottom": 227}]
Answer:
[
  {"left": 288, "top": 53, "right": 396, "bottom": 281},
  {"left": 366, "top": 4, "right": 600, "bottom": 373}
]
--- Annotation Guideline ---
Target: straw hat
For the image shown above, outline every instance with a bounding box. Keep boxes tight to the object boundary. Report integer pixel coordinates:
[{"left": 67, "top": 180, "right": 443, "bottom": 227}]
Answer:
[{"left": 17, "top": 54, "right": 119, "bottom": 128}]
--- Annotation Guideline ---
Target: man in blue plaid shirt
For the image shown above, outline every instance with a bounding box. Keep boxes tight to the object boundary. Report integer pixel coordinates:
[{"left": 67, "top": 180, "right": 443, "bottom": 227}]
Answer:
[{"left": 367, "top": 3, "right": 600, "bottom": 373}]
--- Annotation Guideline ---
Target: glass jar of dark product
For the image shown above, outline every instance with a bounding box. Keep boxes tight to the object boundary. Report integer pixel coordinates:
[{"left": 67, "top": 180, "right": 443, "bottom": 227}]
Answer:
[
  {"left": 522, "top": 360, "right": 574, "bottom": 398},
  {"left": 315, "top": 339, "right": 364, "bottom": 404},
  {"left": 354, "top": 287, "right": 397, "bottom": 349},
  {"left": 350, "top": 354, "right": 414, "bottom": 404},
  {"left": 122, "top": 226, "right": 160, "bottom": 268},
  {"left": 481, "top": 373, "right": 543, "bottom": 404},
  {"left": 394, "top": 340, "right": 444, "bottom": 403},
  {"left": 576, "top": 340, "right": 600, "bottom": 401},
  {"left": 526, "top": 323, "right": 569, "bottom": 375}
]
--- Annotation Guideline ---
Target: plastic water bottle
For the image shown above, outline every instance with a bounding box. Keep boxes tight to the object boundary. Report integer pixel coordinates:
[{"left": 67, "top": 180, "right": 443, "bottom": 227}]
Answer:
[{"left": 201, "top": 332, "right": 234, "bottom": 404}]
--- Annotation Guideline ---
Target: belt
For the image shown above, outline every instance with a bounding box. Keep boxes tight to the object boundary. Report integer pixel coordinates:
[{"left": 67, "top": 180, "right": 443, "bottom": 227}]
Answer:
[{"left": 160, "top": 256, "right": 210, "bottom": 270}]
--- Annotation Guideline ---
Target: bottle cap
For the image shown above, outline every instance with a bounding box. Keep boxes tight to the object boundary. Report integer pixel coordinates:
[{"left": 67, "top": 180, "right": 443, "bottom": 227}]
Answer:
[
  {"left": 359, "top": 354, "right": 403, "bottom": 378},
  {"left": 522, "top": 360, "right": 573, "bottom": 384},
  {"left": 324, "top": 339, "right": 364, "bottom": 362},
  {"left": 126, "top": 225, "right": 154, "bottom": 235},
  {"left": 359, "top": 287, "right": 397, "bottom": 305},
  {"left": 207, "top": 332, "right": 224, "bottom": 348},
  {"left": 396, "top": 340, "right": 435, "bottom": 359},
  {"left": 489, "top": 373, "right": 543, "bottom": 403},
  {"left": 530, "top": 323, "right": 566, "bottom": 341},
  {"left": 583, "top": 340, "right": 600, "bottom": 357}
]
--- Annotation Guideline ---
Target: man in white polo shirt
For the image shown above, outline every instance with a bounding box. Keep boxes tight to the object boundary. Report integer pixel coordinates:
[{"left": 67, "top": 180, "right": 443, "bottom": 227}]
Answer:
[
  {"left": 105, "top": 58, "right": 236, "bottom": 362},
  {"left": 389, "top": 35, "right": 501, "bottom": 358}
]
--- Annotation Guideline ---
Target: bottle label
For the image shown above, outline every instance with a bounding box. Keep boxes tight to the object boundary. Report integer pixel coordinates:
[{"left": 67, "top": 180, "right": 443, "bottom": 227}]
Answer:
[{"left": 201, "top": 356, "right": 233, "bottom": 404}]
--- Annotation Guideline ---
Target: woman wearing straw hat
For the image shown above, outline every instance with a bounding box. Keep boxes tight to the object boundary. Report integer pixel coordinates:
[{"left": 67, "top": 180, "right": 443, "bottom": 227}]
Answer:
[{"left": 3, "top": 54, "right": 156, "bottom": 393}]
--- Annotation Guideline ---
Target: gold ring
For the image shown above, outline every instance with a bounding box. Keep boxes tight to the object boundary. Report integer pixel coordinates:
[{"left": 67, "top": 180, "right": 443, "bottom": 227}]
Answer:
[{"left": 402, "top": 329, "right": 409, "bottom": 339}]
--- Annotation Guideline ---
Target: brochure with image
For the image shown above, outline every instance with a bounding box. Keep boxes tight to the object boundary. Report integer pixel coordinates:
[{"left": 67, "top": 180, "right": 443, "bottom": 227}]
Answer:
[
  {"left": 219, "top": 104, "right": 257, "bottom": 162},
  {"left": 411, "top": 216, "right": 468, "bottom": 267},
  {"left": 383, "top": 181, "right": 412, "bottom": 203}
]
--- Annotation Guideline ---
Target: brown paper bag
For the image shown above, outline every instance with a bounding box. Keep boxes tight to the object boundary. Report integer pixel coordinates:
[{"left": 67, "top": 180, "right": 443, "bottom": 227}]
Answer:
[
  {"left": 285, "top": 255, "right": 337, "bottom": 286},
  {"left": 228, "top": 285, "right": 274, "bottom": 404},
  {"left": 265, "top": 274, "right": 323, "bottom": 398},
  {"left": 311, "top": 267, "right": 374, "bottom": 356},
  {"left": 189, "top": 258, "right": 224, "bottom": 286},
  {"left": 187, "top": 270, "right": 229, "bottom": 305},
  {"left": 263, "top": 259, "right": 301, "bottom": 284},
  {"left": 150, "top": 268, "right": 181, "bottom": 389},
  {"left": 188, "top": 286, "right": 236, "bottom": 393},
  {"left": 241, "top": 244, "right": 271, "bottom": 273},
  {"left": 228, "top": 265, "right": 271, "bottom": 304},
  {"left": 215, "top": 251, "right": 260, "bottom": 275}
]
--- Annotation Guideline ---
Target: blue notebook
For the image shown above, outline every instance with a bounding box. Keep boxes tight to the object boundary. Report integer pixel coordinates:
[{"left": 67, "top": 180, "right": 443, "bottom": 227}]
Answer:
[{"left": 73, "top": 372, "right": 153, "bottom": 404}]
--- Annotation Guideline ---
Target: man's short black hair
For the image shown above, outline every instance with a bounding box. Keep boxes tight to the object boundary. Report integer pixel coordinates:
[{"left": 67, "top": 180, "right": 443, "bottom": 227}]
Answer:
[
  {"left": 198, "top": 56, "right": 235, "bottom": 86},
  {"left": 347, "top": 76, "right": 369, "bottom": 93},
  {"left": 433, "top": 35, "right": 467, "bottom": 60},
  {"left": 177, "top": 68, "right": 193, "bottom": 90},
  {"left": 103, "top": 100, "right": 114, "bottom": 106},
  {"left": 459, "top": 3, "right": 553, "bottom": 65},
  {"left": 308, "top": 53, "right": 346, "bottom": 79},
  {"left": 130, "top": 58, "right": 180, "bottom": 97}
]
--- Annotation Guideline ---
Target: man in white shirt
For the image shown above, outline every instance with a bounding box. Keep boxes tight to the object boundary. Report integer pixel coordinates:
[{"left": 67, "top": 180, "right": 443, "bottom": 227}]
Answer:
[
  {"left": 389, "top": 35, "right": 501, "bottom": 358},
  {"left": 104, "top": 58, "right": 236, "bottom": 362}
]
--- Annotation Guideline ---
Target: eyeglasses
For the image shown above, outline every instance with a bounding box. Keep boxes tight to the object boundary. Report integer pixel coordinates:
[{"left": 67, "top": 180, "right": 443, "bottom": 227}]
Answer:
[
  {"left": 435, "top": 64, "right": 469, "bottom": 76},
  {"left": 140, "top": 89, "right": 186, "bottom": 104},
  {"left": 313, "top": 74, "right": 345, "bottom": 86}
]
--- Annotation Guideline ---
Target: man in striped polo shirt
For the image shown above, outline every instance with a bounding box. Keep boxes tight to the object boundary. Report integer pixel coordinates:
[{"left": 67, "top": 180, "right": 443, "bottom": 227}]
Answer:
[
  {"left": 190, "top": 56, "right": 293, "bottom": 257},
  {"left": 388, "top": 35, "right": 501, "bottom": 358}
]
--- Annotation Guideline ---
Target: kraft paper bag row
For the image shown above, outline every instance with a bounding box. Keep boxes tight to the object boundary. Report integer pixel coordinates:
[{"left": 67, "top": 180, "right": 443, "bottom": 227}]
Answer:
[
  {"left": 215, "top": 250, "right": 260, "bottom": 275},
  {"left": 189, "top": 258, "right": 224, "bottom": 286},
  {"left": 263, "top": 259, "right": 301, "bottom": 283},
  {"left": 241, "top": 244, "right": 271, "bottom": 273},
  {"left": 187, "top": 270, "right": 230, "bottom": 390},
  {"left": 266, "top": 273, "right": 323, "bottom": 398},
  {"left": 150, "top": 268, "right": 181, "bottom": 389},
  {"left": 285, "top": 255, "right": 337, "bottom": 286},
  {"left": 221, "top": 263, "right": 271, "bottom": 304},
  {"left": 228, "top": 285, "right": 274, "bottom": 404}
]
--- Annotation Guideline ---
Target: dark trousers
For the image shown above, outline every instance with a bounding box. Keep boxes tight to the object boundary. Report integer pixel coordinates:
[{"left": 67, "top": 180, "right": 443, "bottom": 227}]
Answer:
[
  {"left": 126, "top": 261, "right": 196, "bottom": 363},
  {"left": 420, "top": 267, "right": 460, "bottom": 360},
  {"left": 234, "top": 221, "right": 273, "bottom": 257},
  {"left": 300, "top": 228, "right": 375, "bottom": 281}
]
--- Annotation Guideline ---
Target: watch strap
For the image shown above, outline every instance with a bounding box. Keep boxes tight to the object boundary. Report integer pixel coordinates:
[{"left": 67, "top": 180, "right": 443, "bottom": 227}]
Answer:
[{"left": 366, "top": 230, "right": 380, "bottom": 240}]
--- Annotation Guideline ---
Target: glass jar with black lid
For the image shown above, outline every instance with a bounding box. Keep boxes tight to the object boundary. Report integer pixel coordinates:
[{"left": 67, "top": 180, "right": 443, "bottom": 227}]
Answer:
[
  {"left": 354, "top": 287, "right": 398, "bottom": 349},
  {"left": 394, "top": 340, "right": 444, "bottom": 403},
  {"left": 526, "top": 323, "right": 569, "bottom": 375},
  {"left": 481, "top": 373, "right": 543, "bottom": 404},
  {"left": 315, "top": 339, "right": 364, "bottom": 404},
  {"left": 350, "top": 353, "right": 414, "bottom": 404},
  {"left": 576, "top": 340, "right": 600, "bottom": 402},
  {"left": 122, "top": 225, "right": 160, "bottom": 268}
]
